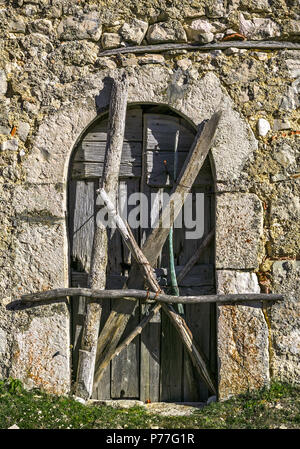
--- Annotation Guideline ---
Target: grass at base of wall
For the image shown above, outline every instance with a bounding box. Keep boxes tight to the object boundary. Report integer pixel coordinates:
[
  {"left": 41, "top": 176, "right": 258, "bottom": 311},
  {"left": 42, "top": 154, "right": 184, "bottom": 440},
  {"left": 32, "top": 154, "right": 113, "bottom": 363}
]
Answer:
[{"left": 0, "top": 379, "right": 299, "bottom": 429}]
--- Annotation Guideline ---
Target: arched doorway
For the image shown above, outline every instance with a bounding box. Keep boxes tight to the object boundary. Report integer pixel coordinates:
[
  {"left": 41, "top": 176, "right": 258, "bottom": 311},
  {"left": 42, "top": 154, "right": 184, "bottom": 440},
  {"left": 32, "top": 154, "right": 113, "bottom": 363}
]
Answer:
[{"left": 68, "top": 104, "right": 216, "bottom": 402}]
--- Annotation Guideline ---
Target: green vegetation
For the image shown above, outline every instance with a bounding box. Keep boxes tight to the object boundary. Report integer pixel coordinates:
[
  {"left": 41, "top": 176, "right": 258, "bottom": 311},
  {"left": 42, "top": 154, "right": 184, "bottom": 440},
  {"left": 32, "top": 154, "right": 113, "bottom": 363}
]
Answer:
[{"left": 0, "top": 379, "right": 299, "bottom": 429}]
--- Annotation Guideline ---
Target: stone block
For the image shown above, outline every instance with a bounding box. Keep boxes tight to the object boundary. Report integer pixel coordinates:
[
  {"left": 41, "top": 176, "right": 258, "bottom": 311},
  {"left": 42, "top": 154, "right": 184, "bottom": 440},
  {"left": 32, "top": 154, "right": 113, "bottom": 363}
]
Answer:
[
  {"left": 216, "top": 193, "right": 263, "bottom": 270},
  {"left": 269, "top": 261, "right": 300, "bottom": 384},
  {"left": 269, "top": 179, "right": 300, "bottom": 258},
  {"left": 286, "top": 58, "right": 300, "bottom": 79},
  {"left": 23, "top": 151, "right": 67, "bottom": 184},
  {"left": 24, "top": 106, "right": 97, "bottom": 183},
  {"left": 101, "top": 32, "right": 122, "bottom": 50},
  {"left": 29, "top": 19, "right": 53, "bottom": 35},
  {"left": 289, "top": 20, "right": 300, "bottom": 36},
  {"left": 280, "top": 79, "right": 300, "bottom": 111},
  {"left": 1, "top": 139, "right": 18, "bottom": 151},
  {"left": 13, "top": 221, "right": 67, "bottom": 295},
  {"left": 217, "top": 270, "right": 270, "bottom": 400},
  {"left": 0, "top": 70, "right": 7, "bottom": 95},
  {"left": 10, "top": 311, "right": 70, "bottom": 395},
  {"left": 239, "top": 14, "right": 280, "bottom": 39},
  {"left": 138, "top": 54, "right": 165, "bottom": 65},
  {"left": 8, "top": 17, "right": 26, "bottom": 33},
  {"left": 147, "top": 20, "right": 187, "bottom": 44},
  {"left": 0, "top": 327, "right": 7, "bottom": 358},
  {"left": 60, "top": 41, "right": 99, "bottom": 66},
  {"left": 257, "top": 118, "right": 271, "bottom": 137},
  {"left": 12, "top": 183, "right": 65, "bottom": 219},
  {"left": 209, "top": 98, "right": 258, "bottom": 185},
  {"left": 7, "top": 220, "right": 70, "bottom": 394},
  {"left": 206, "top": 0, "right": 226, "bottom": 18},
  {"left": 119, "top": 18, "right": 148, "bottom": 45},
  {"left": 57, "top": 13, "right": 102, "bottom": 42},
  {"left": 185, "top": 19, "right": 215, "bottom": 42},
  {"left": 18, "top": 121, "right": 31, "bottom": 142},
  {"left": 239, "top": 0, "right": 271, "bottom": 12},
  {"left": 272, "top": 119, "right": 291, "bottom": 132}
]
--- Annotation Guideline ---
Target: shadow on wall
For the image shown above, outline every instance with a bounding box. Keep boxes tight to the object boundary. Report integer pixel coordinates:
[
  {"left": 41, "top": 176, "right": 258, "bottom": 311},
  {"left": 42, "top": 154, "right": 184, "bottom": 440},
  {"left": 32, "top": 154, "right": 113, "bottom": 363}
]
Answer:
[{"left": 95, "top": 77, "right": 114, "bottom": 114}]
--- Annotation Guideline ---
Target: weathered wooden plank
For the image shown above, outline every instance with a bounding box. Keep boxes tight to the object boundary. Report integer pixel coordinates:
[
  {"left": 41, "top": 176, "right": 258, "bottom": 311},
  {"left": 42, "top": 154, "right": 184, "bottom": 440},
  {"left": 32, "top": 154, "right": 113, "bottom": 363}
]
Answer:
[
  {"left": 120, "top": 178, "right": 141, "bottom": 271},
  {"left": 179, "top": 285, "right": 216, "bottom": 296},
  {"left": 118, "top": 264, "right": 214, "bottom": 289},
  {"left": 99, "top": 40, "right": 300, "bottom": 58},
  {"left": 176, "top": 230, "right": 215, "bottom": 285},
  {"left": 160, "top": 310, "right": 183, "bottom": 402},
  {"left": 92, "top": 293, "right": 111, "bottom": 400},
  {"left": 183, "top": 348, "right": 200, "bottom": 401},
  {"left": 110, "top": 179, "right": 141, "bottom": 399},
  {"left": 70, "top": 181, "right": 95, "bottom": 273},
  {"left": 175, "top": 264, "right": 214, "bottom": 287},
  {"left": 146, "top": 152, "right": 212, "bottom": 187},
  {"left": 72, "top": 271, "right": 127, "bottom": 289},
  {"left": 185, "top": 302, "right": 211, "bottom": 401},
  {"left": 83, "top": 108, "right": 143, "bottom": 142},
  {"left": 139, "top": 120, "right": 161, "bottom": 403},
  {"left": 140, "top": 304, "right": 161, "bottom": 402},
  {"left": 72, "top": 271, "right": 88, "bottom": 286},
  {"left": 209, "top": 302, "right": 217, "bottom": 381},
  {"left": 145, "top": 114, "right": 195, "bottom": 151},
  {"left": 72, "top": 161, "right": 141, "bottom": 179},
  {"left": 181, "top": 183, "right": 215, "bottom": 401},
  {"left": 69, "top": 180, "right": 95, "bottom": 381},
  {"left": 75, "top": 142, "right": 142, "bottom": 163},
  {"left": 110, "top": 306, "right": 140, "bottom": 399}
]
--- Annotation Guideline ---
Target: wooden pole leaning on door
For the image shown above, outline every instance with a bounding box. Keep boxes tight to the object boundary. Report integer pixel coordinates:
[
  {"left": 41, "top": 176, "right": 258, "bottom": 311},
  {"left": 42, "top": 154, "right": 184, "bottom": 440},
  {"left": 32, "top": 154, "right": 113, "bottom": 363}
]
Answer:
[
  {"left": 75, "top": 73, "right": 128, "bottom": 399},
  {"left": 95, "top": 111, "right": 223, "bottom": 370}
]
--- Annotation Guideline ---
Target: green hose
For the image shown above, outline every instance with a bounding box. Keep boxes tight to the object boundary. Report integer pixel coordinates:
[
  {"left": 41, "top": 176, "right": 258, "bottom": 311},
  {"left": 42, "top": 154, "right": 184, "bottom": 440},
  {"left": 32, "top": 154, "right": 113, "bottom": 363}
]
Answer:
[
  {"left": 169, "top": 226, "right": 184, "bottom": 315},
  {"left": 168, "top": 129, "right": 184, "bottom": 315}
]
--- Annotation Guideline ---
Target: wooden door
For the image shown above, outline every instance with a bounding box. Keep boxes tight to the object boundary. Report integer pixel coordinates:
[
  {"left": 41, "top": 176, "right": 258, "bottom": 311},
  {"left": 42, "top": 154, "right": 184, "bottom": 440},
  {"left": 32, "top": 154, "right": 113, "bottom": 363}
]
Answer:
[{"left": 68, "top": 105, "right": 216, "bottom": 402}]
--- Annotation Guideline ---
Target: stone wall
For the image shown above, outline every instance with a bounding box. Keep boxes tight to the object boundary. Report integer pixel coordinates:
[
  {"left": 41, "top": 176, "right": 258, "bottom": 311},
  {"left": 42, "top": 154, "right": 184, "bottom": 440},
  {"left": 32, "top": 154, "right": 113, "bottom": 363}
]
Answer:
[{"left": 0, "top": 0, "right": 299, "bottom": 399}]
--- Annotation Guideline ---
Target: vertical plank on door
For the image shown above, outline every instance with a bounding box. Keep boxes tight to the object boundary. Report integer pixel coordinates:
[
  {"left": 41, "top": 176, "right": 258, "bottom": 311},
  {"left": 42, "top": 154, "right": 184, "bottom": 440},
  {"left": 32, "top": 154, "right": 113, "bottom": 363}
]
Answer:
[
  {"left": 160, "top": 310, "right": 183, "bottom": 402},
  {"left": 69, "top": 180, "right": 96, "bottom": 385},
  {"left": 140, "top": 115, "right": 162, "bottom": 402},
  {"left": 182, "top": 184, "right": 215, "bottom": 401},
  {"left": 110, "top": 167, "right": 142, "bottom": 399}
]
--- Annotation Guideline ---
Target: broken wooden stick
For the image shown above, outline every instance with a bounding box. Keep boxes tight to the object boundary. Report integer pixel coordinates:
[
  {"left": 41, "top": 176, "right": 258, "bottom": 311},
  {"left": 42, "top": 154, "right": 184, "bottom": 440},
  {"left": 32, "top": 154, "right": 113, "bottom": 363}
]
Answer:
[
  {"left": 99, "top": 41, "right": 300, "bottom": 58},
  {"left": 75, "top": 73, "right": 128, "bottom": 399},
  {"left": 93, "top": 188, "right": 217, "bottom": 394},
  {"left": 21, "top": 288, "right": 283, "bottom": 304},
  {"left": 96, "top": 111, "right": 223, "bottom": 360}
]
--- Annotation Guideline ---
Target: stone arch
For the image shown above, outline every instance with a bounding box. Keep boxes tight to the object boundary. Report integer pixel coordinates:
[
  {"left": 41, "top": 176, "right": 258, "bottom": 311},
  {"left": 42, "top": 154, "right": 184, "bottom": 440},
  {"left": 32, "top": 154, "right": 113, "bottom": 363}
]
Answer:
[
  {"left": 24, "top": 68, "right": 260, "bottom": 281},
  {"left": 17, "top": 67, "right": 267, "bottom": 399},
  {"left": 68, "top": 102, "right": 216, "bottom": 401}
]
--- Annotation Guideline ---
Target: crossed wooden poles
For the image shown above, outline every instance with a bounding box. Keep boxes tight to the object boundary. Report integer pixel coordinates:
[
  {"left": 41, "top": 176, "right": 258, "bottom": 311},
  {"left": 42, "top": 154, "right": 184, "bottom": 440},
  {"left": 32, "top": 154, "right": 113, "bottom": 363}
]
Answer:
[{"left": 21, "top": 74, "right": 283, "bottom": 400}]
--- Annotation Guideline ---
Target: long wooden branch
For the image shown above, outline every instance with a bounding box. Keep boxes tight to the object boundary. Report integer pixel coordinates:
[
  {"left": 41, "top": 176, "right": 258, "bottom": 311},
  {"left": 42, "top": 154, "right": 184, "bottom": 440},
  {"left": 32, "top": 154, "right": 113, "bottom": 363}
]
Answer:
[
  {"left": 21, "top": 288, "right": 283, "bottom": 304},
  {"left": 99, "top": 40, "right": 300, "bottom": 57},
  {"left": 93, "top": 189, "right": 217, "bottom": 394},
  {"left": 96, "top": 111, "right": 222, "bottom": 357},
  {"left": 75, "top": 73, "right": 128, "bottom": 400}
]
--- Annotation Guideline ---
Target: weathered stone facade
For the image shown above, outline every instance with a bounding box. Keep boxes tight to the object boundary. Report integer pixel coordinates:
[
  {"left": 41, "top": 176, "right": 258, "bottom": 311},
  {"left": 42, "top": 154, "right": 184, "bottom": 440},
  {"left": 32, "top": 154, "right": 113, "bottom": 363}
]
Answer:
[{"left": 0, "top": 1, "right": 299, "bottom": 399}]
